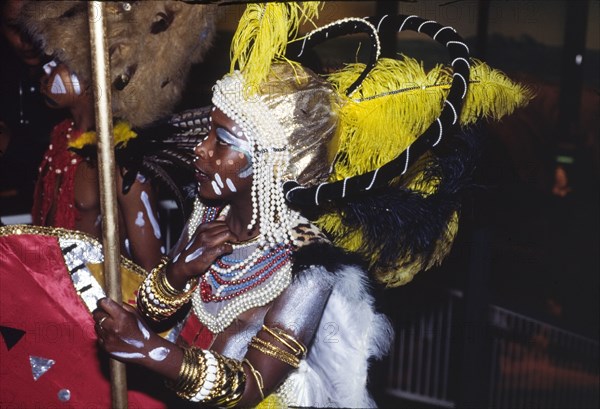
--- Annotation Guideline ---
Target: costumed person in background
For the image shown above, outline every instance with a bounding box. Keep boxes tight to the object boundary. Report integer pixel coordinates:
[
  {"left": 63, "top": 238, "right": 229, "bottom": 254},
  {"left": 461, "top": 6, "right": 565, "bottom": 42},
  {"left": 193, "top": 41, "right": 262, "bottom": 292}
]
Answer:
[
  {"left": 1, "top": 1, "right": 219, "bottom": 408},
  {"left": 0, "top": 0, "right": 66, "bottom": 217},
  {"left": 32, "top": 59, "right": 164, "bottom": 272},
  {"left": 19, "top": 0, "right": 221, "bottom": 269},
  {"left": 91, "top": 3, "right": 532, "bottom": 408}
]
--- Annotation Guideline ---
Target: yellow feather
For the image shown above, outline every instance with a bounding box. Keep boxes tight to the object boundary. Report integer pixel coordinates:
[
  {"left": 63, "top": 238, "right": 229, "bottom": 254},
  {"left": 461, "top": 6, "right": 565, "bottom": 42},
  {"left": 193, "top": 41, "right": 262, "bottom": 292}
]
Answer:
[
  {"left": 67, "top": 121, "right": 138, "bottom": 149},
  {"left": 230, "top": 2, "right": 321, "bottom": 93},
  {"left": 316, "top": 56, "right": 532, "bottom": 286},
  {"left": 326, "top": 57, "right": 532, "bottom": 183}
]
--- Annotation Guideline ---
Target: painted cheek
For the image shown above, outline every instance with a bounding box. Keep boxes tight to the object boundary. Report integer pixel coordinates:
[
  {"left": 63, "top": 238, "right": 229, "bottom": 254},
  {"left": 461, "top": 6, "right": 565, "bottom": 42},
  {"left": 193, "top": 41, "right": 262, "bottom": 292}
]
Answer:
[
  {"left": 211, "top": 181, "right": 222, "bottom": 196},
  {"left": 225, "top": 178, "right": 237, "bottom": 193},
  {"left": 49, "top": 72, "right": 67, "bottom": 95},
  {"left": 214, "top": 173, "right": 224, "bottom": 188}
]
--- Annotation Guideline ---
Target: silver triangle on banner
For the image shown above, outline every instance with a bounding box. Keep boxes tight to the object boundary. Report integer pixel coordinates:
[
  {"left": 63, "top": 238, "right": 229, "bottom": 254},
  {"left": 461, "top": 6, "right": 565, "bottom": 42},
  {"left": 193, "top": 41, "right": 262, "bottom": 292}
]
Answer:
[{"left": 29, "top": 355, "right": 56, "bottom": 381}]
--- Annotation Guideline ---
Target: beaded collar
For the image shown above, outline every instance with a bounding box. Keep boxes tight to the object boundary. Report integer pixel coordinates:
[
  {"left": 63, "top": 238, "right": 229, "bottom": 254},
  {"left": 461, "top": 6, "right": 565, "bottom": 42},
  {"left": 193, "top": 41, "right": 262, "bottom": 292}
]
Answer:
[{"left": 189, "top": 199, "right": 293, "bottom": 334}]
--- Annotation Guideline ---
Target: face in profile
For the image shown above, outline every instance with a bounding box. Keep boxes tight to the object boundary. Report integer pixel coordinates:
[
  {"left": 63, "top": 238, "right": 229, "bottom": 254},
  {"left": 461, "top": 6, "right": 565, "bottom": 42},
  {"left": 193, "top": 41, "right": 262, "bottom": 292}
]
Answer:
[
  {"left": 194, "top": 107, "right": 253, "bottom": 201},
  {"left": 40, "top": 61, "right": 86, "bottom": 109},
  {"left": 0, "top": 0, "right": 42, "bottom": 66}
]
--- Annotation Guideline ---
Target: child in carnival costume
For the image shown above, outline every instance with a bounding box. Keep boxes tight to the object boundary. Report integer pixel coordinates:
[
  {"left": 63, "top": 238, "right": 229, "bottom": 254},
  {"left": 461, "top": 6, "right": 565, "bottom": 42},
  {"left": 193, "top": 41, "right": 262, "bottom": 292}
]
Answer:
[{"left": 90, "top": 3, "right": 531, "bottom": 408}]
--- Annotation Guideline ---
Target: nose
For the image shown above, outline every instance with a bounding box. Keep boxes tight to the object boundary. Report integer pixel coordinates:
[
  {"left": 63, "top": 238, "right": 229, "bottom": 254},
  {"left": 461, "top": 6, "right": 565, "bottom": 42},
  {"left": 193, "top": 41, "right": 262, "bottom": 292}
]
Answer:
[{"left": 194, "top": 139, "right": 208, "bottom": 159}]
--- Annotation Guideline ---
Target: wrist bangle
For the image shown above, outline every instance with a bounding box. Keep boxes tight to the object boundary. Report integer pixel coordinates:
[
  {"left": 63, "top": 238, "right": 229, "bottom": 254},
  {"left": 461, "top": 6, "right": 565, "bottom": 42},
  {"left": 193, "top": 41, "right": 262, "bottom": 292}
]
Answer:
[{"left": 137, "top": 257, "right": 196, "bottom": 321}]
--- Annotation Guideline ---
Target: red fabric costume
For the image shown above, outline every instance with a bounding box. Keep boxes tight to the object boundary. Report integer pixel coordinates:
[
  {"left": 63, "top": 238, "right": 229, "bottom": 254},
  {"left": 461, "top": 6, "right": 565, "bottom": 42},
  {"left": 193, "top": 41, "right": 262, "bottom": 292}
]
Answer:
[
  {"left": 0, "top": 230, "right": 171, "bottom": 408},
  {"left": 31, "top": 119, "right": 83, "bottom": 228}
]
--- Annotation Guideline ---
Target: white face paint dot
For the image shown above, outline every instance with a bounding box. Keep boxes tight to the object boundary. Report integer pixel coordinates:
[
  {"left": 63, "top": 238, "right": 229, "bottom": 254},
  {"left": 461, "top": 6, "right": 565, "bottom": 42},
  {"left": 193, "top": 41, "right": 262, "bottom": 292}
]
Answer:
[
  {"left": 216, "top": 159, "right": 221, "bottom": 166},
  {"left": 228, "top": 159, "right": 234, "bottom": 165},
  {"left": 137, "top": 319, "right": 150, "bottom": 340},
  {"left": 214, "top": 173, "right": 224, "bottom": 188},
  {"left": 225, "top": 178, "right": 237, "bottom": 193},
  {"left": 238, "top": 153, "right": 244, "bottom": 159},
  {"left": 135, "top": 211, "right": 145, "bottom": 227},
  {"left": 211, "top": 181, "right": 222, "bottom": 196},
  {"left": 111, "top": 352, "right": 145, "bottom": 359},
  {"left": 208, "top": 150, "right": 214, "bottom": 158}
]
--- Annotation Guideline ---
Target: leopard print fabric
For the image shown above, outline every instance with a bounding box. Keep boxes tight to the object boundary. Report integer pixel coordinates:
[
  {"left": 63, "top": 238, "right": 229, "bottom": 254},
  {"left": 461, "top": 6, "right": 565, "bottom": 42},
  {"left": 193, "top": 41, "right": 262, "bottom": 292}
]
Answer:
[{"left": 291, "top": 218, "right": 329, "bottom": 249}]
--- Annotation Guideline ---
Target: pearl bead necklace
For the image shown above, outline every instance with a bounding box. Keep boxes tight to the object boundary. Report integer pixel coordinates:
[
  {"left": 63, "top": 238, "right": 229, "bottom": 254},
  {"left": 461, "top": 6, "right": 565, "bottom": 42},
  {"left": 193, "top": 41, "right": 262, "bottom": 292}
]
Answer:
[{"left": 188, "top": 199, "right": 293, "bottom": 334}]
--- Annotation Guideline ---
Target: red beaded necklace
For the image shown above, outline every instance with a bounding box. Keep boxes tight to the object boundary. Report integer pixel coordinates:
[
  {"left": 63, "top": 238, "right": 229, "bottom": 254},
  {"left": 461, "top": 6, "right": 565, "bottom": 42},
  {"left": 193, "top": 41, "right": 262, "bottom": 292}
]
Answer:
[{"left": 197, "top": 205, "right": 292, "bottom": 303}]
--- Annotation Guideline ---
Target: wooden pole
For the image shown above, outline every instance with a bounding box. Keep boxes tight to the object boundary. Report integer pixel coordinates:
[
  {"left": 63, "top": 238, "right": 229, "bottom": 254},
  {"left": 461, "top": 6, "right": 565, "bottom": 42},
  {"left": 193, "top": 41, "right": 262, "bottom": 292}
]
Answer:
[{"left": 87, "top": 2, "right": 128, "bottom": 408}]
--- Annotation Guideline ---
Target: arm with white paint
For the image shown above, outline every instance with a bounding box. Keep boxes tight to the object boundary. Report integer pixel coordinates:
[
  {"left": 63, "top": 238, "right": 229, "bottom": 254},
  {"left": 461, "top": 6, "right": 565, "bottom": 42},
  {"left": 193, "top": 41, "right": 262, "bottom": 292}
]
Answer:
[
  {"left": 93, "top": 298, "right": 183, "bottom": 381},
  {"left": 116, "top": 169, "right": 164, "bottom": 272},
  {"left": 163, "top": 219, "right": 238, "bottom": 291}
]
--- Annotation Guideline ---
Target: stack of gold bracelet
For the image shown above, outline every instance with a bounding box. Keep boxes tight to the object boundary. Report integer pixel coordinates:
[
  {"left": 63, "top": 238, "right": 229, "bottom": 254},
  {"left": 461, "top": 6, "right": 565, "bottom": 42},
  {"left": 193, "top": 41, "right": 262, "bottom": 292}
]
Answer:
[
  {"left": 167, "top": 347, "right": 246, "bottom": 408},
  {"left": 248, "top": 325, "right": 307, "bottom": 369},
  {"left": 137, "top": 257, "right": 197, "bottom": 321}
]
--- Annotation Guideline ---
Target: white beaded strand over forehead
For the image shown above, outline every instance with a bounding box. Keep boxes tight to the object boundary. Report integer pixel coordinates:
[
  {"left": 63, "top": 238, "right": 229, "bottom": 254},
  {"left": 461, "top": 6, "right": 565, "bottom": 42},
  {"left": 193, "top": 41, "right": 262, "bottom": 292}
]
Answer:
[{"left": 212, "top": 71, "right": 296, "bottom": 246}]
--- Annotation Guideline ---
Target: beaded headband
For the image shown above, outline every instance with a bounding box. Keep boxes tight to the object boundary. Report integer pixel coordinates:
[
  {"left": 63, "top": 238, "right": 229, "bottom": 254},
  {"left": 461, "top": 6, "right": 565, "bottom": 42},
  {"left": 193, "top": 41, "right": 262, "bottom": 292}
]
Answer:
[{"left": 212, "top": 71, "right": 295, "bottom": 246}]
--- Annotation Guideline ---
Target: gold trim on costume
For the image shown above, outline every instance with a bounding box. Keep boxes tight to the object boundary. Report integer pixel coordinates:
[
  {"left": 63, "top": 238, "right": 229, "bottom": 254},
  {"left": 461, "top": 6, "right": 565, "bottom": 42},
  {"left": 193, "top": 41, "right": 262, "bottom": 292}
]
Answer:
[{"left": 0, "top": 224, "right": 147, "bottom": 277}]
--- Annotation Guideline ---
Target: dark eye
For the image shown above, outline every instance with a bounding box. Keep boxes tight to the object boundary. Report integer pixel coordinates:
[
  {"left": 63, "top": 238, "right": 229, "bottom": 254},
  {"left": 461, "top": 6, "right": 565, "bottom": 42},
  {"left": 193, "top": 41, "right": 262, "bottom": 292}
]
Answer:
[
  {"left": 150, "top": 11, "right": 174, "bottom": 34},
  {"left": 216, "top": 128, "right": 232, "bottom": 146}
]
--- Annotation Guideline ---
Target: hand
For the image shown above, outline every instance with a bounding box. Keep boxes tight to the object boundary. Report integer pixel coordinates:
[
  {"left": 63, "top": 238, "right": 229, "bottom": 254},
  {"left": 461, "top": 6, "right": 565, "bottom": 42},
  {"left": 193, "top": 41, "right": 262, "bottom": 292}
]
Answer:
[
  {"left": 93, "top": 298, "right": 168, "bottom": 364},
  {"left": 166, "top": 220, "right": 238, "bottom": 289}
]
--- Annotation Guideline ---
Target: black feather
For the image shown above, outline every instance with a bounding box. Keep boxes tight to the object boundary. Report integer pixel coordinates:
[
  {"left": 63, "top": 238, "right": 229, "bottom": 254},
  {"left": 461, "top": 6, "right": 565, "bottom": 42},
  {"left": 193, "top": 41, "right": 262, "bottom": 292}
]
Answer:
[
  {"left": 63, "top": 107, "right": 212, "bottom": 219},
  {"left": 330, "top": 128, "right": 481, "bottom": 274}
]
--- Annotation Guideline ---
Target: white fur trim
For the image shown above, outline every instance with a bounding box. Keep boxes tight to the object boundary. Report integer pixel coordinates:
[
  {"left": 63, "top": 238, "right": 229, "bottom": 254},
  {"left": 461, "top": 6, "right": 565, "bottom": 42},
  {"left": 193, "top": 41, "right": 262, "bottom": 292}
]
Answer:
[{"left": 278, "top": 266, "right": 393, "bottom": 407}]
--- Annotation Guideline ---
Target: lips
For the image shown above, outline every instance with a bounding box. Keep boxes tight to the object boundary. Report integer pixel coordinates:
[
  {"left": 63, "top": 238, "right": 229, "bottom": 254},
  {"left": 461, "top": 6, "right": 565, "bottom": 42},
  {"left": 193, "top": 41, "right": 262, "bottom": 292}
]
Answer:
[{"left": 195, "top": 169, "right": 210, "bottom": 183}]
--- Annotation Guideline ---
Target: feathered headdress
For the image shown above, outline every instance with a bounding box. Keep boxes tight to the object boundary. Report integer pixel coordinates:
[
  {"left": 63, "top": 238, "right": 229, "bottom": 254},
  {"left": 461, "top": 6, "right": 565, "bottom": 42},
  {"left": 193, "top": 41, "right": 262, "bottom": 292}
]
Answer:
[{"left": 151, "top": 7, "right": 533, "bottom": 286}]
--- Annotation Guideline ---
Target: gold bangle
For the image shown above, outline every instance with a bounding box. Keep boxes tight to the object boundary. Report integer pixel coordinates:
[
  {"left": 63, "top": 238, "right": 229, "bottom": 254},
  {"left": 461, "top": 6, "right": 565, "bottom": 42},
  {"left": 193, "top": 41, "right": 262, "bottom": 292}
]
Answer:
[
  {"left": 137, "top": 282, "right": 178, "bottom": 321},
  {"left": 249, "top": 336, "right": 300, "bottom": 368},
  {"left": 208, "top": 356, "right": 246, "bottom": 408},
  {"left": 262, "top": 325, "right": 307, "bottom": 358},
  {"left": 156, "top": 261, "right": 197, "bottom": 298},
  {"left": 138, "top": 258, "right": 196, "bottom": 321},
  {"left": 166, "top": 347, "right": 205, "bottom": 400},
  {"left": 167, "top": 348, "right": 247, "bottom": 407},
  {"left": 243, "top": 358, "right": 265, "bottom": 401}
]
